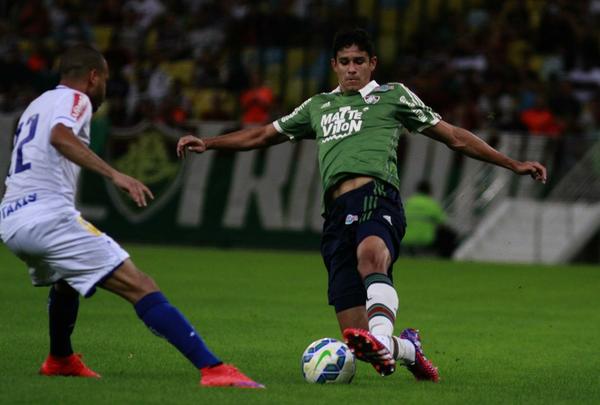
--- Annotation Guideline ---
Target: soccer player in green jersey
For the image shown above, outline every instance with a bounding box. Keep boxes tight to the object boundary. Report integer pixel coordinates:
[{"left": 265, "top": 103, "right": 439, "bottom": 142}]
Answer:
[{"left": 177, "top": 29, "right": 547, "bottom": 382}]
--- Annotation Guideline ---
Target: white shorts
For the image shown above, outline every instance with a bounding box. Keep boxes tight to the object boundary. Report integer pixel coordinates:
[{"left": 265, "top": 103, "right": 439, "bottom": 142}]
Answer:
[{"left": 3, "top": 213, "right": 129, "bottom": 297}]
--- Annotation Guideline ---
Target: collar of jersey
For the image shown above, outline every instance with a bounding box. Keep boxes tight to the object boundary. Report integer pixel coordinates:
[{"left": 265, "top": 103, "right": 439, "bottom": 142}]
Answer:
[{"left": 331, "top": 80, "right": 379, "bottom": 97}]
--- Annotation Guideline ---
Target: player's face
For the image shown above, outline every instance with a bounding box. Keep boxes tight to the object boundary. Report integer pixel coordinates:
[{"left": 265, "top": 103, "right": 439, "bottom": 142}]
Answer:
[
  {"left": 331, "top": 45, "right": 377, "bottom": 92},
  {"left": 88, "top": 60, "right": 109, "bottom": 112}
]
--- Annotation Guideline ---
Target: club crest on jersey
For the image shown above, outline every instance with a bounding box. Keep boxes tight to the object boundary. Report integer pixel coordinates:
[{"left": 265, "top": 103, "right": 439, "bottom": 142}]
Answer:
[
  {"left": 71, "top": 93, "right": 88, "bottom": 120},
  {"left": 364, "top": 95, "right": 380, "bottom": 104}
]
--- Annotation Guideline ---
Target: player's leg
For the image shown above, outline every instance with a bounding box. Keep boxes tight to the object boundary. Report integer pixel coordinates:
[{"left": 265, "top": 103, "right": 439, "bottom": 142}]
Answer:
[
  {"left": 349, "top": 189, "right": 438, "bottom": 381},
  {"left": 335, "top": 306, "right": 368, "bottom": 332},
  {"left": 342, "top": 235, "right": 399, "bottom": 376},
  {"left": 100, "top": 259, "right": 221, "bottom": 369},
  {"left": 320, "top": 206, "right": 368, "bottom": 332},
  {"left": 322, "top": 182, "right": 391, "bottom": 331},
  {"left": 348, "top": 235, "right": 439, "bottom": 379},
  {"left": 321, "top": 183, "right": 397, "bottom": 375},
  {"left": 345, "top": 236, "right": 438, "bottom": 379},
  {"left": 323, "top": 180, "right": 437, "bottom": 379},
  {"left": 38, "top": 280, "right": 100, "bottom": 377},
  {"left": 100, "top": 260, "right": 264, "bottom": 388},
  {"left": 342, "top": 181, "right": 436, "bottom": 380},
  {"left": 357, "top": 235, "right": 397, "bottom": 339},
  {"left": 2, "top": 216, "right": 104, "bottom": 378},
  {"left": 48, "top": 281, "right": 79, "bottom": 358},
  {"left": 13, "top": 214, "right": 261, "bottom": 386}
]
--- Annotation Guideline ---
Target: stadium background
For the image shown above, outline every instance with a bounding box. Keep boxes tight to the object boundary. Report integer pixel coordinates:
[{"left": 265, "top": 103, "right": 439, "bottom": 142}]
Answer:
[
  {"left": 1, "top": 2, "right": 600, "bottom": 403},
  {"left": 1, "top": 0, "right": 599, "bottom": 261}
]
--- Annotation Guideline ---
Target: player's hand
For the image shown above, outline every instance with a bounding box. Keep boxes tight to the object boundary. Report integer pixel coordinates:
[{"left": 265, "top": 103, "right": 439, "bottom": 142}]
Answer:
[
  {"left": 512, "top": 161, "right": 547, "bottom": 184},
  {"left": 112, "top": 172, "right": 154, "bottom": 207},
  {"left": 177, "top": 135, "right": 207, "bottom": 158}
]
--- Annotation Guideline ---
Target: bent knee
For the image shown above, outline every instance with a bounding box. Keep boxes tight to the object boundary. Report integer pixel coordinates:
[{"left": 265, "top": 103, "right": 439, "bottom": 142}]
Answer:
[
  {"left": 357, "top": 237, "right": 391, "bottom": 276},
  {"left": 102, "top": 260, "right": 160, "bottom": 303}
]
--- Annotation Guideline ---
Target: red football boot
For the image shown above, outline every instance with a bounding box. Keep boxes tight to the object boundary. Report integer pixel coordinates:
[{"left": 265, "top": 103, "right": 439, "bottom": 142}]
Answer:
[
  {"left": 200, "top": 364, "right": 265, "bottom": 389},
  {"left": 400, "top": 328, "right": 439, "bottom": 382},
  {"left": 343, "top": 328, "right": 396, "bottom": 376},
  {"left": 39, "top": 353, "right": 101, "bottom": 378}
]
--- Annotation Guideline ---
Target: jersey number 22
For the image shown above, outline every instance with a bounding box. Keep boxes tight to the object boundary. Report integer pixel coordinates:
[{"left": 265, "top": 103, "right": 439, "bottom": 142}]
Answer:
[{"left": 8, "top": 113, "right": 39, "bottom": 176}]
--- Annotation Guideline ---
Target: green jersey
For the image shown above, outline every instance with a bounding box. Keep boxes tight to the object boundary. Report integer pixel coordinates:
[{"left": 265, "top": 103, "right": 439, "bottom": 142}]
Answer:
[{"left": 273, "top": 80, "right": 441, "bottom": 196}]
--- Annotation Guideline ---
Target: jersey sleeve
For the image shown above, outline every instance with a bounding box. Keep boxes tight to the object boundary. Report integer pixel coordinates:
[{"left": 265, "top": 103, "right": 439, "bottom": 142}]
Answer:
[
  {"left": 395, "top": 84, "right": 441, "bottom": 133},
  {"left": 272, "top": 97, "right": 315, "bottom": 141},
  {"left": 50, "top": 91, "right": 93, "bottom": 140}
]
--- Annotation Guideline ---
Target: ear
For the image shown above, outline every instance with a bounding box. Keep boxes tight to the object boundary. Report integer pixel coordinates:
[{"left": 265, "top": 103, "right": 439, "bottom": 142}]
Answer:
[
  {"left": 369, "top": 56, "right": 378, "bottom": 71},
  {"left": 88, "top": 69, "right": 99, "bottom": 86},
  {"left": 330, "top": 57, "right": 337, "bottom": 69}
]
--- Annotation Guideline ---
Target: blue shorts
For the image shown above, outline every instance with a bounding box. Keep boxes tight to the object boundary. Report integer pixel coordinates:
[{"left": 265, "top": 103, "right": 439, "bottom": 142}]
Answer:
[{"left": 320, "top": 180, "right": 406, "bottom": 312}]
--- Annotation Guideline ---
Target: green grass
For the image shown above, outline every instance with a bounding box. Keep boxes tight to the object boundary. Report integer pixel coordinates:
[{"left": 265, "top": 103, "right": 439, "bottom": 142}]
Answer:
[{"left": 1, "top": 244, "right": 599, "bottom": 404}]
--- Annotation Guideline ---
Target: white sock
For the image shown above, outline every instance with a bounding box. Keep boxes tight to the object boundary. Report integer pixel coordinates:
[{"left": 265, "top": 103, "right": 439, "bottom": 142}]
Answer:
[
  {"left": 392, "top": 336, "right": 416, "bottom": 364},
  {"left": 365, "top": 275, "right": 398, "bottom": 336},
  {"left": 373, "top": 335, "right": 416, "bottom": 364}
]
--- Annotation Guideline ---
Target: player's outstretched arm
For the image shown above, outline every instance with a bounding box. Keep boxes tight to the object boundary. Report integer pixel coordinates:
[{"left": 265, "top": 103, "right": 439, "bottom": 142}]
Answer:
[
  {"left": 422, "top": 120, "right": 547, "bottom": 184},
  {"left": 50, "top": 123, "right": 154, "bottom": 207},
  {"left": 176, "top": 123, "right": 288, "bottom": 158}
]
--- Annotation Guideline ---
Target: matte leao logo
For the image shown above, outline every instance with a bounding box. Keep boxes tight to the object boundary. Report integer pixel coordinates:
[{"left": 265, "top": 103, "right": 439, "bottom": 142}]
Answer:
[{"left": 320, "top": 106, "right": 363, "bottom": 143}]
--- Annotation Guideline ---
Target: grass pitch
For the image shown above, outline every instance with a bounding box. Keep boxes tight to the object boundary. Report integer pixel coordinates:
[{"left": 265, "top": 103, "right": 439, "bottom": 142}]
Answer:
[{"left": 1, "top": 244, "right": 599, "bottom": 404}]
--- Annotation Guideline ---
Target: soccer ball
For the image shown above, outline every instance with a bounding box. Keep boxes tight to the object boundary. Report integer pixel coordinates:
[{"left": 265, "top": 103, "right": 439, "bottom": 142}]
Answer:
[{"left": 301, "top": 338, "right": 355, "bottom": 384}]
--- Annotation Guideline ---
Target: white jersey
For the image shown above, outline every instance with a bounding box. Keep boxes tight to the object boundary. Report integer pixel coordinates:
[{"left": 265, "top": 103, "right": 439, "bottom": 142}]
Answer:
[{"left": 0, "top": 85, "right": 93, "bottom": 241}]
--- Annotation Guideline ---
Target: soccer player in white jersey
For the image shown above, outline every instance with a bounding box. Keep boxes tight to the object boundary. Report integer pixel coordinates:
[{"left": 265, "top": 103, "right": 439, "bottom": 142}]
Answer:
[
  {"left": 177, "top": 29, "right": 547, "bottom": 382},
  {"left": 0, "top": 45, "right": 263, "bottom": 388}
]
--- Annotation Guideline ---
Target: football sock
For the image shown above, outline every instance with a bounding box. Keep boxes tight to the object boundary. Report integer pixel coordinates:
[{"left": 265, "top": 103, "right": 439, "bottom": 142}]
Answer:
[
  {"left": 48, "top": 286, "right": 79, "bottom": 357},
  {"left": 364, "top": 273, "right": 398, "bottom": 337},
  {"left": 134, "top": 291, "right": 221, "bottom": 369},
  {"left": 371, "top": 334, "right": 415, "bottom": 363},
  {"left": 391, "top": 336, "right": 416, "bottom": 364}
]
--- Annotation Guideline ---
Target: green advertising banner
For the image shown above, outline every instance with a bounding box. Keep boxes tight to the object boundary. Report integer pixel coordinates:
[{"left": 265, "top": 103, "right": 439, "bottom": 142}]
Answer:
[
  {"left": 77, "top": 121, "right": 325, "bottom": 249},
  {"left": 1, "top": 116, "right": 557, "bottom": 250}
]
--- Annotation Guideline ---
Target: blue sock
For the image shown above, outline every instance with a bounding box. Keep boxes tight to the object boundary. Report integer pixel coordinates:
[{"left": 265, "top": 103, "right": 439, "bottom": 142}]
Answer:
[
  {"left": 134, "top": 292, "right": 221, "bottom": 369},
  {"left": 48, "top": 287, "right": 79, "bottom": 357}
]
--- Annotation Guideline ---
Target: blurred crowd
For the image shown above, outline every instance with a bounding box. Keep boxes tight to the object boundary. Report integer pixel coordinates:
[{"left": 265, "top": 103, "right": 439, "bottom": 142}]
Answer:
[
  {"left": 400, "top": 0, "right": 600, "bottom": 140},
  {"left": 1, "top": 0, "right": 600, "bottom": 139}
]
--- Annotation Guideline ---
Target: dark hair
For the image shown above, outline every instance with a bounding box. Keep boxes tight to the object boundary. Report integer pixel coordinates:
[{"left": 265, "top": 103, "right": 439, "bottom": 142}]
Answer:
[
  {"left": 332, "top": 28, "right": 375, "bottom": 58},
  {"left": 59, "top": 44, "right": 106, "bottom": 79}
]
